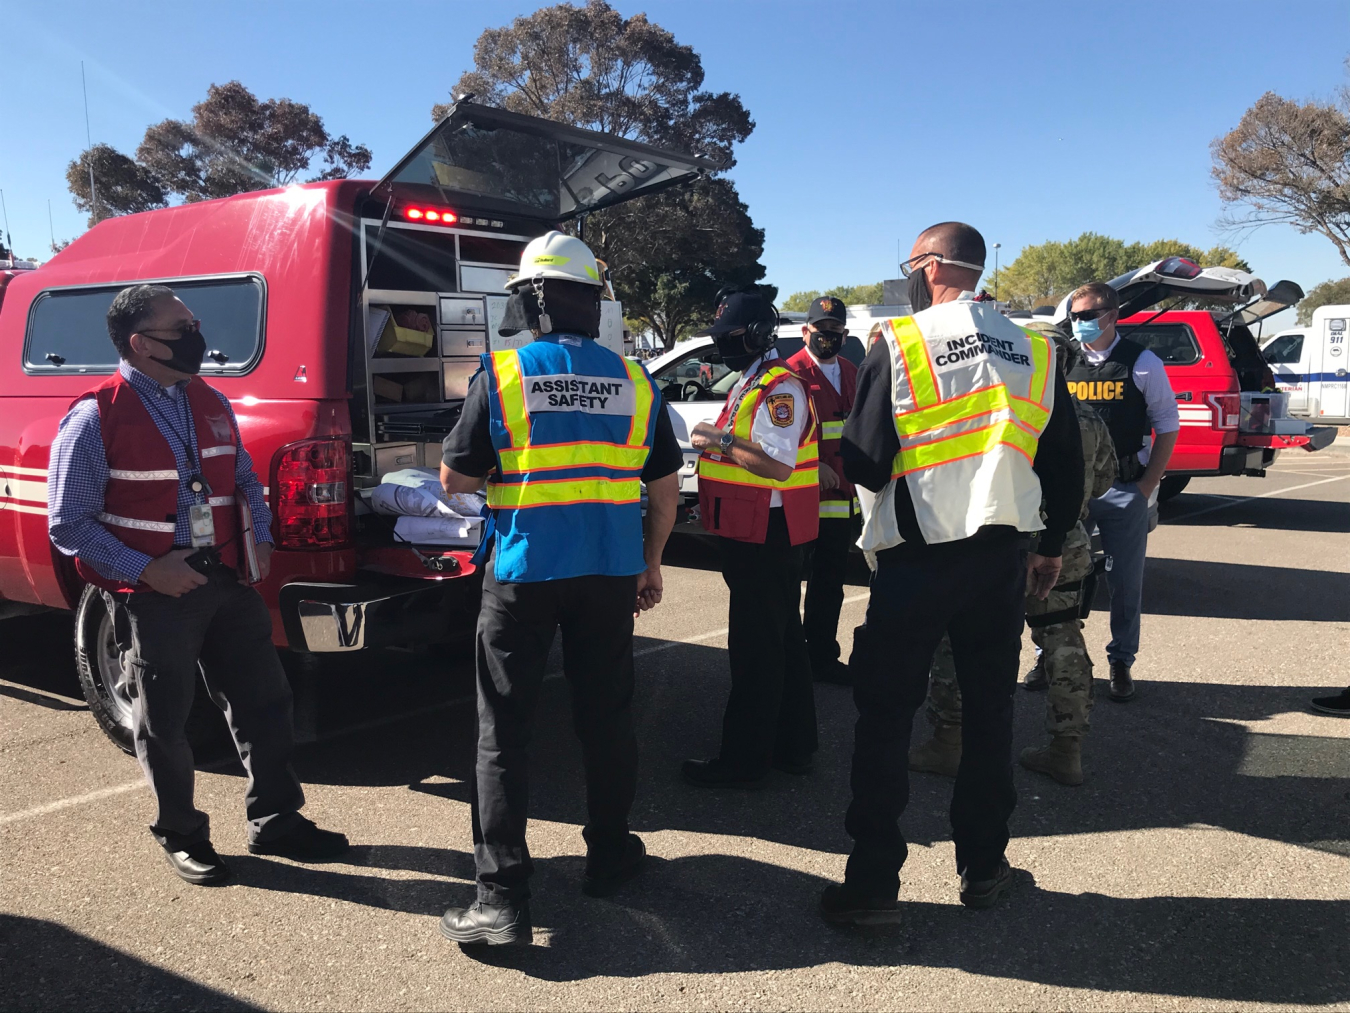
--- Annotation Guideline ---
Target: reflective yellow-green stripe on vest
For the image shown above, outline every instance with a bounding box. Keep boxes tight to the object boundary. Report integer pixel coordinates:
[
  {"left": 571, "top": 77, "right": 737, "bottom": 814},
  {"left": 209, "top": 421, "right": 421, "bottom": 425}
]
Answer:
[{"left": 487, "top": 476, "right": 642, "bottom": 509}]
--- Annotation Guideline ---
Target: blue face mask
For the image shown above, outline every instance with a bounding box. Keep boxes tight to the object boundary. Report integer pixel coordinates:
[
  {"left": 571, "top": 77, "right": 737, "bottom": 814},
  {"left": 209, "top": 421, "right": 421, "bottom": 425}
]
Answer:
[{"left": 1072, "top": 317, "right": 1104, "bottom": 343}]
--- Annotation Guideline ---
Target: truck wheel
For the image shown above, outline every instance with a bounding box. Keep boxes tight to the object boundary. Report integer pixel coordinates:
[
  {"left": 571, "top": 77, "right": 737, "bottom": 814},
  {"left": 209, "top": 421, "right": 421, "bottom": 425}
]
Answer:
[
  {"left": 74, "top": 585, "right": 136, "bottom": 754},
  {"left": 1158, "top": 476, "right": 1191, "bottom": 502}
]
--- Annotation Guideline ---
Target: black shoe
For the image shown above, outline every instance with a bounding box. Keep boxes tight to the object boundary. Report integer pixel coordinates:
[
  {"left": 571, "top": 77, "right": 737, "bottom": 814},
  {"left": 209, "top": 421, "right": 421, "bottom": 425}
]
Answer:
[
  {"left": 819, "top": 883, "right": 900, "bottom": 925},
  {"left": 163, "top": 840, "right": 231, "bottom": 886},
  {"left": 248, "top": 817, "right": 348, "bottom": 862},
  {"left": 1108, "top": 661, "right": 1135, "bottom": 702},
  {"left": 1023, "top": 657, "right": 1048, "bottom": 692},
  {"left": 771, "top": 754, "right": 814, "bottom": 776},
  {"left": 1311, "top": 688, "right": 1350, "bottom": 717},
  {"left": 959, "top": 858, "right": 1012, "bottom": 910},
  {"left": 439, "top": 900, "right": 532, "bottom": 946},
  {"left": 813, "top": 659, "right": 853, "bottom": 686},
  {"left": 583, "top": 834, "right": 646, "bottom": 898},
  {"left": 681, "top": 758, "right": 767, "bottom": 789}
]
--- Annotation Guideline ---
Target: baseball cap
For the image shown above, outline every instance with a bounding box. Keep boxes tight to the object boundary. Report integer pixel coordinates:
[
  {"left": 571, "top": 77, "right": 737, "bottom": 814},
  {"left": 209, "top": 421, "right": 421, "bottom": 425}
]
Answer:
[
  {"left": 807, "top": 295, "right": 848, "bottom": 326},
  {"left": 694, "top": 291, "right": 775, "bottom": 337}
]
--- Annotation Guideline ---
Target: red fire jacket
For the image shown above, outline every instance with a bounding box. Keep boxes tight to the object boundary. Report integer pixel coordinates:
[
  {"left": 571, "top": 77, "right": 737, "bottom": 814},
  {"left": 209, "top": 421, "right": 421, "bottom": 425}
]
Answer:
[
  {"left": 786, "top": 347, "right": 857, "bottom": 519},
  {"left": 70, "top": 373, "right": 241, "bottom": 593}
]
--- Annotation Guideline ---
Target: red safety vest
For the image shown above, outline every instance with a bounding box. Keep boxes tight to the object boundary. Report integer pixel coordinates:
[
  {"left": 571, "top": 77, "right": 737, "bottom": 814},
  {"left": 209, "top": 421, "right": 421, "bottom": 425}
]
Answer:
[
  {"left": 698, "top": 363, "right": 820, "bottom": 546},
  {"left": 70, "top": 373, "right": 241, "bottom": 593},
  {"left": 785, "top": 347, "right": 858, "bottom": 519}
]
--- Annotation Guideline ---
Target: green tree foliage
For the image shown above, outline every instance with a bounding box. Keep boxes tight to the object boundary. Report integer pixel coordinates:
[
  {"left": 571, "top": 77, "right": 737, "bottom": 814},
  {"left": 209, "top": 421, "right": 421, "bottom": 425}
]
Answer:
[
  {"left": 438, "top": 0, "right": 762, "bottom": 348},
  {"left": 782, "top": 284, "right": 884, "bottom": 311},
  {"left": 66, "top": 82, "right": 371, "bottom": 226},
  {"left": 1297, "top": 276, "right": 1350, "bottom": 325},
  {"left": 985, "top": 233, "right": 1250, "bottom": 310}
]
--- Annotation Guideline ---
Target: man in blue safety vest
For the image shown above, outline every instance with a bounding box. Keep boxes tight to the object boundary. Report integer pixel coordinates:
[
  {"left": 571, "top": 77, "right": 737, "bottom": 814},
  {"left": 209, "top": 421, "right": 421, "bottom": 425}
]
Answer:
[{"left": 437, "top": 233, "right": 683, "bottom": 946}]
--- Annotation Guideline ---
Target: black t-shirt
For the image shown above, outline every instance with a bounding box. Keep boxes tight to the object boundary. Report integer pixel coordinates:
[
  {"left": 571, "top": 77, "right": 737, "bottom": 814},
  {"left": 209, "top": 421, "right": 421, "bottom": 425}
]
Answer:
[{"left": 442, "top": 368, "right": 684, "bottom": 483}]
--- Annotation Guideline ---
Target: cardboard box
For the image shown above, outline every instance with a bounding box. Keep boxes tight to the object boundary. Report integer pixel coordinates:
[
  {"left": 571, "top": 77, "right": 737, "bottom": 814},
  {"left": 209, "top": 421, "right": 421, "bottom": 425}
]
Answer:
[
  {"left": 421, "top": 442, "right": 444, "bottom": 468},
  {"left": 374, "top": 316, "right": 434, "bottom": 358},
  {"left": 375, "top": 443, "right": 419, "bottom": 479}
]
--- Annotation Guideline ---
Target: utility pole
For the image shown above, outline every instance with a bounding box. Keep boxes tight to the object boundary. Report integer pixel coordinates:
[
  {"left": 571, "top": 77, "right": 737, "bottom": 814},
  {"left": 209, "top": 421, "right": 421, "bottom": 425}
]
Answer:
[
  {"left": 0, "top": 189, "right": 11, "bottom": 259},
  {"left": 82, "top": 61, "right": 99, "bottom": 221},
  {"left": 48, "top": 200, "right": 57, "bottom": 253},
  {"left": 993, "top": 243, "right": 1002, "bottom": 300}
]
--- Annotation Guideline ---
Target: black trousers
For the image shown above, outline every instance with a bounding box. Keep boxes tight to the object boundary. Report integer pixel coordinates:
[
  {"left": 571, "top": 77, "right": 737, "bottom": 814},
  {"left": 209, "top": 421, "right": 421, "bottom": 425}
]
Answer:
[
  {"left": 472, "top": 563, "right": 639, "bottom": 904},
  {"left": 111, "top": 569, "right": 304, "bottom": 850},
  {"left": 845, "top": 534, "right": 1025, "bottom": 893},
  {"left": 803, "top": 513, "right": 857, "bottom": 669},
  {"left": 716, "top": 508, "right": 818, "bottom": 773}
]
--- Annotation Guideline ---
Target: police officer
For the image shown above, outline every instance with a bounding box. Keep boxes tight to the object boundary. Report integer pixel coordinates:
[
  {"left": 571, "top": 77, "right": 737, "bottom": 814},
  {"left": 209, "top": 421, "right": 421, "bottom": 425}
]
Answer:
[
  {"left": 786, "top": 296, "right": 859, "bottom": 686},
  {"left": 683, "top": 291, "right": 821, "bottom": 788},
  {"left": 822, "top": 223, "right": 1084, "bottom": 921},
  {"left": 1064, "top": 282, "right": 1179, "bottom": 701},
  {"left": 910, "top": 323, "right": 1119, "bottom": 786},
  {"left": 47, "top": 284, "right": 347, "bottom": 886},
  {"left": 438, "top": 233, "right": 682, "bottom": 946}
]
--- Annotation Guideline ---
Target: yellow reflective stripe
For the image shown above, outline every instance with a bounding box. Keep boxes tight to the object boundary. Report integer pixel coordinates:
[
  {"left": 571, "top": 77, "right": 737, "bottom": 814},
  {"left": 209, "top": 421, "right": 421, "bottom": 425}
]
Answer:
[
  {"left": 486, "top": 476, "right": 640, "bottom": 509},
  {"left": 819, "top": 499, "right": 852, "bottom": 518},
  {"left": 821, "top": 420, "right": 845, "bottom": 439},
  {"left": 730, "top": 366, "right": 794, "bottom": 439},
  {"left": 624, "top": 358, "right": 654, "bottom": 446},
  {"left": 1021, "top": 327, "right": 1052, "bottom": 404},
  {"left": 891, "top": 317, "right": 940, "bottom": 409},
  {"left": 895, "top": 384, "right": 1050, "bottom": 437},
  {"left": 891, "top": 419, "right": 1039, "bottom": 478},
  {"left": 497, "top": 441, "right": 649, "bottom": 474},
  {"left": 698, "top": 457, "right": 819, "bottom": 490},
  {"left": 491, "top": 350, "right": 527, "bottom": 449}
]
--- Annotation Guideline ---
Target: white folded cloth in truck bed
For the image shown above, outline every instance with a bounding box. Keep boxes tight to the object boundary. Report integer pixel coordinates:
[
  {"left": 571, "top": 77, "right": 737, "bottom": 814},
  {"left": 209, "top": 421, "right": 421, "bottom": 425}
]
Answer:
[
  {"left": 371, "top": 467, "right": 485, "bottom": 519},
  {"left": 393, "top": 513, "right": 484, "bottom": 547}
]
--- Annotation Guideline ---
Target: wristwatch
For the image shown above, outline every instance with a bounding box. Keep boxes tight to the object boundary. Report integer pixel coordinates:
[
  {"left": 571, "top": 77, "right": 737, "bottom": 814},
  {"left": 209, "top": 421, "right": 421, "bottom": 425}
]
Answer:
[{"left": 718, "top": 430, "right": 734, "bottom": 452}]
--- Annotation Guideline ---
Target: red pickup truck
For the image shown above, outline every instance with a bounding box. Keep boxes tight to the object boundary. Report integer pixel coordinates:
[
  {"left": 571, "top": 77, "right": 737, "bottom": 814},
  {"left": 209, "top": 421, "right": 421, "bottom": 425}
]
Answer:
[
  {"left": 1043, "top": 257, "right": 1338, "bottom": 500},
  {"left": 0, "top": 102, "right": 720, "bottom": 749}
]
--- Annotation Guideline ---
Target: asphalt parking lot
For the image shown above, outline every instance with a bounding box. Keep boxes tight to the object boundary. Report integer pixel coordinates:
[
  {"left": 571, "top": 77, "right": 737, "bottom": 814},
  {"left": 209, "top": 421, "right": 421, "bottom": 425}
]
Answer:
[{"left": 2, "top": 451, "right": 1348, "bottom": 1012}]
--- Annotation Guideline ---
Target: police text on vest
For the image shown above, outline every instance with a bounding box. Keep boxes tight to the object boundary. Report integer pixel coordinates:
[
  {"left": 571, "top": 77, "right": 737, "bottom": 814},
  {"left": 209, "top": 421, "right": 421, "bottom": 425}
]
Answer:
[{"left": 524, "top": 374, "right": 637, "bottom": 415}]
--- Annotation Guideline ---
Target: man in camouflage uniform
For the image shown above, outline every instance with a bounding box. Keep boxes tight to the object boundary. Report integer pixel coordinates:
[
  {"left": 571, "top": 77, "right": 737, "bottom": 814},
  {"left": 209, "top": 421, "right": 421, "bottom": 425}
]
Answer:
[{"left": 909, "top": 323, "right": 1117, "bottom": 786}]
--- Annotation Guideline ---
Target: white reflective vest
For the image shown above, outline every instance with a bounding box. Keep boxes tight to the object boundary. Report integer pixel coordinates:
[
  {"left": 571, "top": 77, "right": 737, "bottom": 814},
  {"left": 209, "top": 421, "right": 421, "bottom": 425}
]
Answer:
[{"left": 858, "top": 302, "right": 1055, "bottom": 552}]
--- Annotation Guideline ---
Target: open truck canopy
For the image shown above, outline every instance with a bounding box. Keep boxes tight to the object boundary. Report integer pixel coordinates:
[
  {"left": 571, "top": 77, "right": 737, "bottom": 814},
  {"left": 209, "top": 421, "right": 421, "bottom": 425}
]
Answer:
[{"left": 1053, "top": 257, "right": 1301, "bottom": 323}]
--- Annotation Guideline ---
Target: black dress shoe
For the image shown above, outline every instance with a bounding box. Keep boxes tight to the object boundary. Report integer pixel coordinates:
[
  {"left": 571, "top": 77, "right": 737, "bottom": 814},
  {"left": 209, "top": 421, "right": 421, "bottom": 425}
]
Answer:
[
  {"left": 1023, "top": 657, "right": 1048, "bottom": 692},
  {"left": 681, "top": 758, "right": 767, "bottom": 789},
  {"left": 1311, "top": 688, "right": 1350, "bottom": 716},
  {"left": 439, "top": 900, "right": 532, "bottom": 946},
  {"left": 164, "top": 840, "right": 231, "bottom": 885},
  {"left": 248, "top": 817, "right": 348, "bottom": 862},
  {"left": 813, "top": 659, "right": 853, "bottom": 686},
  {"left": 1108, "top": 661, "right": 1135, "bottom": 702},
  {"left": 771, "top": 754, "right": 814, "bottom": 776},
  {"left": 583, "top": 834, "right": 646, "bottom": 898},
  {"left": 819, "top": 883, "right": 900, "bottom": 925},
  {"left": 959, "top": 858, "right": 1012, "bottom": 909}
]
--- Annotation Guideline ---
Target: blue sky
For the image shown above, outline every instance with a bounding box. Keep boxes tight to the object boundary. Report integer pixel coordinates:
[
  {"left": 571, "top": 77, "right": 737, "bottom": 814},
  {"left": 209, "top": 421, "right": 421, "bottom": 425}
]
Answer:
[{"left": 4, "top": 0, "right": 1348, "bottom": 326}]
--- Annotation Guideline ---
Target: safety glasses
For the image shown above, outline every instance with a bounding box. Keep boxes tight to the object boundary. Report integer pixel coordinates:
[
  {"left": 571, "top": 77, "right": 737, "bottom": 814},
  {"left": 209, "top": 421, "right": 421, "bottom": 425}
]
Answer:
[
  {"left": 899, "top": 253, "right": 985, "bottom": 278},
  {"left": 139, "top": 319, "right": 202, "bottom": 339},
  {"left": 1069, "top": 307, "right": 1114, "bottom": 323}
]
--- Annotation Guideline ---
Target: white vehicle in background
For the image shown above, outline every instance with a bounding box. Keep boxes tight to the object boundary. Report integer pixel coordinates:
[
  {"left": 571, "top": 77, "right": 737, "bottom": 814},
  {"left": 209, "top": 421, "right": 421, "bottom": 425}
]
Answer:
[{"left": 1261, "top": 304, "right": 1350, "bottom": 425}]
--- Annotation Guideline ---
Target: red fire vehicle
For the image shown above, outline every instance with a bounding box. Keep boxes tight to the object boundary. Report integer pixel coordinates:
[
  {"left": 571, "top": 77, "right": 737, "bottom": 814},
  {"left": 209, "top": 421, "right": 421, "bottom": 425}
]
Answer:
[{"left": 0, "top": 102, "right": 722, "bottom": 749}]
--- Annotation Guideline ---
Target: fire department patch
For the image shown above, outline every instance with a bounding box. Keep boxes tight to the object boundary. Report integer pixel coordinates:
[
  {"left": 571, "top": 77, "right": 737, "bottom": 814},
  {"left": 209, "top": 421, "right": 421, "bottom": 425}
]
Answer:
[{"left": 766, "top": 393, "right": 795, "bottom": 428}]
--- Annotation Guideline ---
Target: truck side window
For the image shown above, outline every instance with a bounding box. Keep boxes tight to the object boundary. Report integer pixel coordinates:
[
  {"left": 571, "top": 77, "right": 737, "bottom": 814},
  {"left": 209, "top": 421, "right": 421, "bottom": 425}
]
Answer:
[
  {"left": 24, "top": 276, "right": 265, "bottom": 374},
  {"left": 1115, "top": 323, "right": 1202, "bottom": 366},
  {"left": 1262, "top": 334, "right": 1304, "bottom": 364}
]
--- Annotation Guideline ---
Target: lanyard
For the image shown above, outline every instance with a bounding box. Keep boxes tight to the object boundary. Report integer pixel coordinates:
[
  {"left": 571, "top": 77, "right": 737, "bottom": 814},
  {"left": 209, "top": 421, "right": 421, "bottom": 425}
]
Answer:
[{"left": 139, "top": 386, "right": 209, "bottom": 502}]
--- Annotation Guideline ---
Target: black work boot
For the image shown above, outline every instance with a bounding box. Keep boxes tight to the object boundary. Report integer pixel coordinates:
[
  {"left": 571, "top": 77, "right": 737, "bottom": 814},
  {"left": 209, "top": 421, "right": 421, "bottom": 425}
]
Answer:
[
  {"left": 1108, "top": 661, "right": 1135, "bottom": 702},
  {"left": 819, "top": 883, "right": 901, "bottom": 925},
  {"left": 439, "top": 899, "right": 532, "bottom": 946},
  {"left": 959, "top": 858, "right": 1013, "bottom": 910},
  {"left": 248, "top": 817, "right": 349, "bottom": 862},
  {"left": 163, "top": 840, "right": 231, "bottom": 886},
  {"left": 583, "top": 834, "right": 646, "bottom": 898},
  {"left": 1023, "top": 656, "right": 1048, "bottom": 692}
]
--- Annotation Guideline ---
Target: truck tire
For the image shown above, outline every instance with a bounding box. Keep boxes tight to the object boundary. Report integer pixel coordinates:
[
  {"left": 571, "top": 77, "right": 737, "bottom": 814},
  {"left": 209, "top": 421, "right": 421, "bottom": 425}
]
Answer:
[
  {"left": 1158, "top": 476, "right": 1191, "bottom": 502},
  {"left": 75, "top": 585, "right": 137, "bottom": 754}
]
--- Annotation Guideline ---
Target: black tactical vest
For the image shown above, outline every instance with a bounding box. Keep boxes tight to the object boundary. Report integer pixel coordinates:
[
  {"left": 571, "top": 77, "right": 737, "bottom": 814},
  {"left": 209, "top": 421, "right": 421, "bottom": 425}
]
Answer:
[{"left": 1066, "top": 337, "right": 1149, "bottom": 482}]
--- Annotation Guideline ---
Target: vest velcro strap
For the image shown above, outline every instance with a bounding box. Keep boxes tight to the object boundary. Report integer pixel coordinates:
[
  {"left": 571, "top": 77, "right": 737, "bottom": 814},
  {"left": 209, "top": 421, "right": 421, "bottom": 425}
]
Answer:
[
  {"left": 99, "top": 512, "right": 176, "bottom": 533},
  {"left": 497, "top": 441, "right": 650, "bottom": 475},
  {"left": 108, "top": 468, "right": 180, "bottom": 481},
  {"left": 486, "top": 476, "right": 641, "bottom": 509},
  {"left": 821, "top": 420, "right": 845, "bottom": 439},
  {"left": 891, "top": 418, "right": 1038, "bottom": 478},
  {"left": 199, "top": 445, "right": 237, "bottom": 459}
]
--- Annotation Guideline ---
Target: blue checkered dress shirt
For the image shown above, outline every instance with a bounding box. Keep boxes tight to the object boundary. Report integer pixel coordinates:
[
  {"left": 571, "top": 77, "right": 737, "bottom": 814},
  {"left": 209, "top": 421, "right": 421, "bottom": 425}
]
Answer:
[{"left": 48, "top": 363, "right": 273, "bottom": 584}]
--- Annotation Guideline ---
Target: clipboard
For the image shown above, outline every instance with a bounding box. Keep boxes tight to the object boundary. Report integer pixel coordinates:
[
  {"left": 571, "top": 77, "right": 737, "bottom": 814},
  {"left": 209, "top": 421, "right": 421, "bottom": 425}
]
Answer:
[{"left": 238, "top": 500, "right": 262, "bottom": 585}]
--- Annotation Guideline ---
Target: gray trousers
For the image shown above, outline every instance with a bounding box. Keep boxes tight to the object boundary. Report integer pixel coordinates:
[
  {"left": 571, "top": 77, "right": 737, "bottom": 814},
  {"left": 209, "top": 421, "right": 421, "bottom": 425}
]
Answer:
[
  {"left": 111, "top": 568, "right": 304, "bottom": 850},
  {"left": 1087, "top": 481, "right": 1149, "bottom": 667}
]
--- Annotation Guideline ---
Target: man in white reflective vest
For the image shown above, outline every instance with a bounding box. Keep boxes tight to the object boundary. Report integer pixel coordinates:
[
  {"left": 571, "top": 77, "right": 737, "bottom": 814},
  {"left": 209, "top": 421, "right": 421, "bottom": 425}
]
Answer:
[{"left": 821, "top": 222, "right": 1084, "bottom": 922}]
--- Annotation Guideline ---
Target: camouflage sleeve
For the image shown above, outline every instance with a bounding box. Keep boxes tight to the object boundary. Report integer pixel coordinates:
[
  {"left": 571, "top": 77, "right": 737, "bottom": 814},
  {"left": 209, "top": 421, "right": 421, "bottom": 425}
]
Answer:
[{"left": 1089, "top": 414, "right": 1117, "bottom": 499}]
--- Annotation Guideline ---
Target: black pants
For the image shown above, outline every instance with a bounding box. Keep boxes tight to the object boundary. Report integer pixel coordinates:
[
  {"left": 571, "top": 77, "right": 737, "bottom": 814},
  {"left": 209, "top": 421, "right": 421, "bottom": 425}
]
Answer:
[
  {"left": 845, "top": 534, "right": 1025, "bottom": 893},
  {"left": 472, "top": 564, "right": 639, "bottom": 904},
  {"left": 111, "top": 569, "right": 304, "bottom": 850},
  {"left": 803, "top": 513, "right": 857, "bottom": 669},
  {"left": 716, "top": 508, "right": 818, "bottom": 773}
]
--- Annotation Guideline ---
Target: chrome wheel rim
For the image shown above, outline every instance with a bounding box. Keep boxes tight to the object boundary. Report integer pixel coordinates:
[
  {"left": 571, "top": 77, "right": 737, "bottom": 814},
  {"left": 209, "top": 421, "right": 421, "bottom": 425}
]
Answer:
[{"left": 95, "top": 610, "right": 135, "bottom": 729}]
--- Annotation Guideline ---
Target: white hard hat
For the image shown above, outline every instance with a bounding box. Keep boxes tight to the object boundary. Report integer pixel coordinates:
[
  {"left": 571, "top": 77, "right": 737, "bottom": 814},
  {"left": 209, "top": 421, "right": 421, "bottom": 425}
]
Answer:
[{"left": 506, "top": 231, "right": 602, "bottom": 290}]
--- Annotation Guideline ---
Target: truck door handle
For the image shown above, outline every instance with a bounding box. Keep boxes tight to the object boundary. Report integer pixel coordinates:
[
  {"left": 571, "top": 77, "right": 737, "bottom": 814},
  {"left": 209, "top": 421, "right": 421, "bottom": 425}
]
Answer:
[
  {"left": 207, "top": 349, "right": 230, "bottom": 364},
  {"left": 45, "top": 352, "right": 66, "bottom": 365}
]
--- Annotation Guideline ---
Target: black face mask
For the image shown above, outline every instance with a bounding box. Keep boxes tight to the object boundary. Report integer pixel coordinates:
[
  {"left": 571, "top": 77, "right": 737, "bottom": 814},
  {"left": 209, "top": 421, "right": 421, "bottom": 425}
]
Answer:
[
  {"left": 809, "top": 329, "right": 843, "bottom": 359},
  {"left": 908, "top": 270, "right": 932, "bottom": 312},
  {"left": 714, "top": 332, "right": 761, "bottom": 372},
  {"left": 147, "top": 330, "right": 207, "bottom": 375}
]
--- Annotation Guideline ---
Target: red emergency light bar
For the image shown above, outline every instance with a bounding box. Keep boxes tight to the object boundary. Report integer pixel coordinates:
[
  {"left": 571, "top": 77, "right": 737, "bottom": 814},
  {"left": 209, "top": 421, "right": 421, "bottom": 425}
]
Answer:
[{"left": 403, "top": 206, "right": 458, "bottom": 225}]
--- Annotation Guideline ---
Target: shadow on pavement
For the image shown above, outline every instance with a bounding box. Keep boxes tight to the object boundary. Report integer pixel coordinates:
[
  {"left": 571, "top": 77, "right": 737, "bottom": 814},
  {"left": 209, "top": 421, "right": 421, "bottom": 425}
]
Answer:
[
  {"left": 1118, "top": 557, "right": 1350, "bottom": 622},
  {"left": 0, "top": 913, "right": 260, "bottom": 1012},
  {"left": 1160, "top": 492, "right": 1350, "bottom": 534}
]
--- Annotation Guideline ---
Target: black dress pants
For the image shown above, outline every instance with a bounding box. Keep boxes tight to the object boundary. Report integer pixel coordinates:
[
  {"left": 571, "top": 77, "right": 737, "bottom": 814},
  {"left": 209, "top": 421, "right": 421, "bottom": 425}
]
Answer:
[
  {"left": 472, "top": 563, "right": 639, "bottom": 904},
  {"left": 845, "top": 533, "right": 1025, "bottom": 894},
  {"left": 716, "top": 508, "right": 818, "bottom": 773},
  {"left": 803, "top": 513, "right": 857, "bottom": 669}
]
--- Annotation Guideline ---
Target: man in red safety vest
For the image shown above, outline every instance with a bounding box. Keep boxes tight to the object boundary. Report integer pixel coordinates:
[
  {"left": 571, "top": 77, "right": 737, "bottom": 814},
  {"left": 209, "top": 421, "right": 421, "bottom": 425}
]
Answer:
[{"left": 787, "top": 295, "right": 859, "bottom": 686}]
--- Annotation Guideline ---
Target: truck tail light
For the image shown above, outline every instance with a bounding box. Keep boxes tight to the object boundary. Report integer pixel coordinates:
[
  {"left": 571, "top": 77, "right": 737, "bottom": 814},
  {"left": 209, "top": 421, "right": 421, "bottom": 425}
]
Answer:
[
  {"left": 272, "top": 438, "right": 352, "bottom": 549},
  {"left": 1206, "top": 393, "right": 1240, "bottom": 430},
  {"left": 1158, "top": 256, "right": 1203, "bottom": 280}
]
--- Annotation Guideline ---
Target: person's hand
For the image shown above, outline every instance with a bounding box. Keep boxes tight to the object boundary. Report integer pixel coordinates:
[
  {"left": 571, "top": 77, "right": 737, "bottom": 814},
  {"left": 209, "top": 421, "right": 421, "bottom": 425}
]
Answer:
[
  {"left": 818, "top": 461, "right": 840, "bottom": 491},
  {"left": 240, "top": 542, "right": 274, "bottom": 585},
  {"left": 1135, "top": 474, "right": 1160, "bottom": 501},
  {"left": 141, "top": 548, "right": 209, "bottom": 597},
  {"left": 1026, "top": 553, "right": 1063, "bottom": 601},
  {"left": 690, "top": 422, "right": 723, "bottom": 452},
  {"left": 635, "top": 566, "right": 663, "bottom": 616}
]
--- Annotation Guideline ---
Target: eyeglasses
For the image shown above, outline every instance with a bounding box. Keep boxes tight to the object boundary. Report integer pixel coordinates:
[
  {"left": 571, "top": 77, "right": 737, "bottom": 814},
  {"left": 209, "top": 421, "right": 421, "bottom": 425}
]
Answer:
[
  {"left": 139, "top": 319, "right": 201, "bottom": 339},
  {"left": 899, "top": 253, "right": 985, "bottom": 278},
  {"left": 1069, "top": 307, "right": 1114, "bottom": 323}
]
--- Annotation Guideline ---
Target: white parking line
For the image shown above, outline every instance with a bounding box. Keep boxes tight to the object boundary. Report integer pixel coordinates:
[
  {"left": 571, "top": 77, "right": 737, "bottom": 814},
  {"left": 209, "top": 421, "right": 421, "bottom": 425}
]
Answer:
[
  {"left": 1174, "top": 474, "right": 1349, "bottom": 521},
  {"left": 0, "top": 780, "right": 144, "bottom": 826}
]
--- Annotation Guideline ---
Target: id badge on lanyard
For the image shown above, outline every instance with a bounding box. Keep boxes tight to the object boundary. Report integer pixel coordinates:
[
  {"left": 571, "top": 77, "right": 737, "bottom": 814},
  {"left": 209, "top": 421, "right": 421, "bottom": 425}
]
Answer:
[{"left": 187, "top": 473, "right": 215, "bottom": 547}]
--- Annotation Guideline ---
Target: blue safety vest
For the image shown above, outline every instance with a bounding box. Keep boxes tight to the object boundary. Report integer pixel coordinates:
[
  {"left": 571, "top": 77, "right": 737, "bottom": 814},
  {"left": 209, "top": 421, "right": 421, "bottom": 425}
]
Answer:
[{"left": 482, "top": 333, "right": 658, "bottom": 582}]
